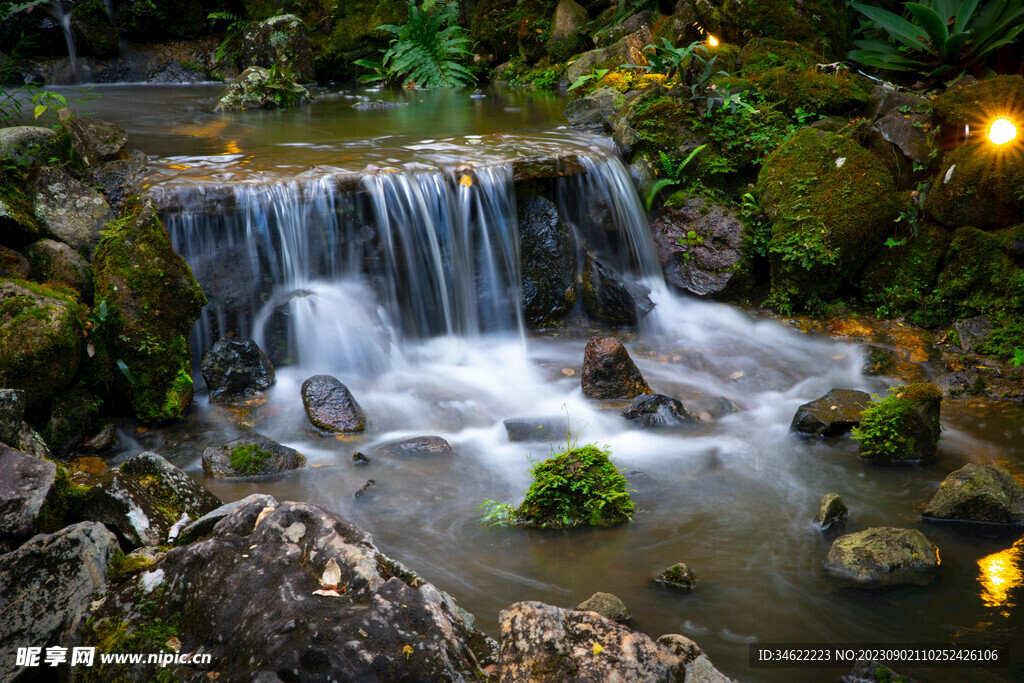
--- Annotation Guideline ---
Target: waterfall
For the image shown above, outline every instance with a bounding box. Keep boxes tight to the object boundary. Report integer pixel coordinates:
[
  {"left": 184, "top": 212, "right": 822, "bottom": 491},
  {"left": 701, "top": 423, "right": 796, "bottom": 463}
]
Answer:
[
  {"left": 161, "top": 151, "right": 661, "bottom": 375},
  {"left": 49, "top": 0, "right": 79, "bottom": 82}
]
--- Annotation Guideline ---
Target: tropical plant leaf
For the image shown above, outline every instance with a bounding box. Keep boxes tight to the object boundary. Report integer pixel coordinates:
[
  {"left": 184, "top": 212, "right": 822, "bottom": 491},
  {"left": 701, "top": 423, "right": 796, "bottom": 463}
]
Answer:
[
  {"left": 905, "top": 3, "right": 948, "bottom": 57},
  {"left": 851, "top": 3, "right": 929, "bottom": 50}
]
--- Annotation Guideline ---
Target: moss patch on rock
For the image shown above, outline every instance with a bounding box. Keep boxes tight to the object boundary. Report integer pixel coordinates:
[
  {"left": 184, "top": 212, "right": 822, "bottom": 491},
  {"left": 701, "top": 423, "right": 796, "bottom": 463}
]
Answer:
[
  {"left": 930, "top": 75, "right": 1024, "bottom": 129},
  {"left": 229, "top": 443, "right": 275, "bottom": 476},
  {"left": 688, "top": 0, "right": 848, "bottom": 58},
  {"left": 860, "top": 221, "right": 953, "bottom": 320},
  {"left": 925, "top": 144, "right": 1024, "bottom": 230},
  {"left": 852, "top": 383, "right": 942, "bottom": 464}
]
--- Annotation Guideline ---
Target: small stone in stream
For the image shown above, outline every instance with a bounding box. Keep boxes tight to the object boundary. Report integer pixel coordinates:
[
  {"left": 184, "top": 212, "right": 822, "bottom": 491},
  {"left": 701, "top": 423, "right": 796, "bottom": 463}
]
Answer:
[
  {"left": 353, "top": 451, "right": 371, "bottom": 464},
  {"left": 790, "top": 389, "right": 871, "bottom": 437},
  {"left": 620, "top": 393, "right": 699, "bottom": 428},
  {"left": 376, "top": 436, "right": 452, "bottom": 457},
  {"left": 355, "top": 480, "right": 377, "bottom": 498},
  {"left": 576, "top": 592, "right": 630, "bottom": 621},
  {"left": 470, "top": 89, "right": 486, "bottom": 99},
  {"left": 301, "top": 375, "right": 366, "bottom": 433},
  {"left": 814, "top": 493, "right": 849, "bottom": 530},
  {"left": 653, "top": 563, "right": 697, "bottom": 591}
]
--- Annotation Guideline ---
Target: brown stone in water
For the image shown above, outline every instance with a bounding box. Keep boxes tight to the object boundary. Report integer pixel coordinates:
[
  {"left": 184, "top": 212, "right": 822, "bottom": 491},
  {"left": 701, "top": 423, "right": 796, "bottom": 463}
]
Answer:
[{"left": 581, "top": 336, "right": 652, "bottom": 399}]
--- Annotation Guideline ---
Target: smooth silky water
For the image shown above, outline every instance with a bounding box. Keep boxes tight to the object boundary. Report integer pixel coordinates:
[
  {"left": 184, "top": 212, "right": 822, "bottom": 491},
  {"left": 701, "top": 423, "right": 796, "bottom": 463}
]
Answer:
[{"left": 62, "top": 83, "right": 1023, "bottom": 681}]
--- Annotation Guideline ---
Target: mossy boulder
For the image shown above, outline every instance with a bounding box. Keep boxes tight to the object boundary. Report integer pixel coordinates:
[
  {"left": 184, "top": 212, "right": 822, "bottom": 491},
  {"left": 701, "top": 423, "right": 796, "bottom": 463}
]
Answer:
[
  {"left": 0, "top": 126, "right": 67, "bottom": 172},
  {"left": 547, "top": 0, "right": 590, "bottom": 63},
  {"left": 120, "top": 451, "right": 223, "bottom": 518},
  {"left": 565, "top": 27, "right": 651, "bottom": 83},
  {"left": 756, "top": 129, "right": 899, "bottom": 309},
  {"left": 790, "top": 388, "right": 871, "bottom": 438},
  {"left": 0, "top": 278, "right": 82, "bottom": 409},
  {"left": 93, "top": 198, "right": 206, "bottom": 424},
  {"left": 852, "top": 383, "right": 942, "bottom": 464},
  {"left": 202, "top": 433, "right": 306, "bottom": 478},
  {"left": 814, "top": 492, "right": 849, "bottom": 530},
  {"left": 1, "top": 171, "right": 44, "bottom": 244},
  {"left": 513, "top": 444, "right": 634, "bottom": 528},
  {"left": 70, "top": 0, "right": 118, "bottom": 59},
  {"left": 922, "top": 464, "right": 1024, "bottom": 525},
  {"left": 25, "top": 238, "right": 93, "bottom": 300},
  {"left": 576, "top": 591, "right": 630, "bottom": 621},
  {"left": 823, "top": 527, "right": 940, "bottom": 587},
  {"left": 241, "top": 14, "right": 315, "bottom": 83},
  {"left": 41, "top": 384, "right": 102, "bottom": 458},
  {"left": 925, "top": 144, "right": 1024, "bottom": 230},
  {"left": 930, "top": 75, "right": 1024, "bottom": 131},
  {"left": 215, "top": 66, "right": 313, "bottom": 112},
  {"left": 653, "top": 562, "right": 697, "bottom": 590},
  {"left": 860, "top": 222, "right": 952, "bottom": 318}
]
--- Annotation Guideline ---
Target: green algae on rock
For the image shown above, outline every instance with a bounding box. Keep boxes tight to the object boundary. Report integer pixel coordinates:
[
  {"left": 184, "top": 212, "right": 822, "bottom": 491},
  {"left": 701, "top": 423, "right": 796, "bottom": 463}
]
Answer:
[
  {"left": 823, "top": 527, "right": 939, "bottom": 587},
  {"left": 852, "top": 383, "right": 942, "bottom": 464},
  {"left": 923, "top": 463, "right": 1024, "bottom": 525}
]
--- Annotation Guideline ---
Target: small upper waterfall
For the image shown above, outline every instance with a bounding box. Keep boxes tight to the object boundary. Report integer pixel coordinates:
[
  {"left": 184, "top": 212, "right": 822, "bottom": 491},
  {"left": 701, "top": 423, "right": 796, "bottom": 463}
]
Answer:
[
  {"left": 48, "top": 0, "right": 79, "bottom": 82},
  {"left": 160, "top": 149, "right": 659, "bottom": 375}
]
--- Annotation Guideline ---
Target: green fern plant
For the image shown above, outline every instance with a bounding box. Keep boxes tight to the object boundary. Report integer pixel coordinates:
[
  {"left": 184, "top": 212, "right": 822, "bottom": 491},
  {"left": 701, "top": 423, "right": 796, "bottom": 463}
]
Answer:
[
  {"left": 354, "top": 0, "right": 474, "bottom": 88},
  {"left": 644, "top": 144, "right": 707, "bottom": 211}
]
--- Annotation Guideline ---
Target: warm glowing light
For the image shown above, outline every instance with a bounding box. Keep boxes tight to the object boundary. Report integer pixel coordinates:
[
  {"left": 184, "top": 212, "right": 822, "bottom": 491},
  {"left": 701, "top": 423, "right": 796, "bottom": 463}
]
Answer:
[
  {"left": 988, "top": 116, "right": 1017, "bottom": 145},
  {"left": 708, "top": 34, "right": 719, "bottom": 46},
  {"left": 978, "top": 540, "right": 1024, "bottom": 610}
]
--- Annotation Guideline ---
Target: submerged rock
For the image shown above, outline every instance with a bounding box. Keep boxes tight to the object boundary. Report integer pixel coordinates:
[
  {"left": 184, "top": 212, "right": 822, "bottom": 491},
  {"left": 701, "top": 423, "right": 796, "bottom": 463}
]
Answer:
[
  {"left": 202, "top": 433, "right": 306, "bottom": 479},
  {"left": 790, "top": 389, "right": 872, "bottom": 438},
  {"left": 504, "top": 417, "right": 567, "bottom": 443},
  {"left": 73, "top": 499, "right": 496, "bottom": 681},
  {"left": 581, "top": 336, "right": 652, "bottom": 400},
  {"left": 499, "top": 601, "right": 689, "bottom": 681},
  {"left": 201, "top": 337, "right": 276, "bottom": 404},
  {"left": 301, "top": 374, "right": 366, "bottom": 432},
  {"left": 0, "top": 522, "right": 119, "bottom": 682},
  {"left": 621, "top": 393, "right": 699, "bottom": 428},
  {"left": 823, "top": 527, "right": 939, "bottom": 587},
  {"left": 518, "top": 193, "right": 577, "bottom": 328},
  {"left": 814, "top": 493, "right": 849, "bottom": 530},
  {"left": 653, "top": 562, "right": 697, "bottom": 590},
  {"left": 922, "top": 464, "right": 1024, "bottom": 525},
  {"left": 577, "top": 591, "right": 630, "bottom": 621},
  {"left": 855, "top": 383, "right": 942, "bottom": 464},
  {"left": 375, "top": 435, "right": 452, "bottom": 456}
]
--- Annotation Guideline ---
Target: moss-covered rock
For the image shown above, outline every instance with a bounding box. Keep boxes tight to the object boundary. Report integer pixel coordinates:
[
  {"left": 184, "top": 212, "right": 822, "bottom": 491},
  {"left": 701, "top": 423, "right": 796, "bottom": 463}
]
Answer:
[
  {"left": 823, "top": 527, "right": 940, "bottom": 587},
  {"left": 852, "top": 383, "right": 942, "bottom": 464},
  {"left": 576, "top": 591, "right": 630, "bottom": 620},
  {"left": 565, "top": 26, "right": 650, "bottom": 83},
  {"left": 547, "top": 0, "right": 590, "bottom": 63},
  {"left": 513, "top": 444, "right": 634, "bottom": 528},
  {"left": 653, "top": 562, "right": 697, "bottom": 590},
  {"left": 925, "top": 143, "right": 1024, "bottom": 230},
  {"left": 860, "top": 221, "right": 952, "bottom": 319},
  {"left": 25, "top": 238, "right": 94, "bottom": 300},
  {"left": 32, "top": 165, "right": 115, "bottom": 259},
  {"left": 70, "top": 0, "right": 118, "bottom": 59},
  {"left": 93, "top": 198, "right": 206, "bottom": 424},
  {"left": 756, "top": 129, "right": 898, "bottom": 309},
  {"left": 0, "top": 278, "right": 82, "bottom": 409},
  {"left": 930, "top": 75, "right": 1024, "bottom": 131},
  {"left": 0, "top": 244, "right": 28, "bottom": 279},
  {"left": 814, "top": 492, "right": 849, "bottom": 530},
  {"left": 0, "top": 126, "right": 67, "bottom": 172},
  {"left": 202, "top": 433, "right": 306, "bottom": 478},
  {"left": 41, "top": 384, "right": 102, "bottom": 458},
  {"left": 923, "top": 463, "right": 1024, "bottom": 525},
  {"left": 241, "top": 14, "right": 315, "bottom": 83},
  {"left": 215, "top": 66, "right": 313, "bottom": 112},
  {"left": 683, "top": 0, "right": 849, "bottom": 58}
]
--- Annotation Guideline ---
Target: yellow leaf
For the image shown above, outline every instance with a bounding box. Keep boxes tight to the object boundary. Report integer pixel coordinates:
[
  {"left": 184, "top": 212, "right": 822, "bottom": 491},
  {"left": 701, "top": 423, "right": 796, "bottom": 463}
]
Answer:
[
  {"left": 459, "top": 175, "right": 473, "bottom": 187},
  {"left": 592, "top": 642, "right": 603, "bottom": 655}
]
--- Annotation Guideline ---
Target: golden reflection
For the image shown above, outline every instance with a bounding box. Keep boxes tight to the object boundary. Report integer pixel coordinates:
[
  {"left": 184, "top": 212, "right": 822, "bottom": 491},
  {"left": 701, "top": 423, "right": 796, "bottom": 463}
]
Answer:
[
  {"left": 224, "top": 140, "right": 242, "bottom": 155},
  {"left": 988, "top": 116, "right": 1017, "bottom": 146},
  {"left": 166, "top": 120, "right": 228, "bottom": 138},
  {"left": 977, "top": 538, "right": 1024, "bottom": 613}
]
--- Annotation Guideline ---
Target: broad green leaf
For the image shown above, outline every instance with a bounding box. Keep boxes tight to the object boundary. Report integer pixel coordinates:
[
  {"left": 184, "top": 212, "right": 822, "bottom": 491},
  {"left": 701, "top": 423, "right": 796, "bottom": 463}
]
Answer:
[
  {"left": 905, "top": 3, "right": 948, "bottom": 56},
  {"left": 851, "top": 2, "right": 929, "bottom": 50},
  {"left": 953, "top": 0, "right": 980, "bottom": 33}
]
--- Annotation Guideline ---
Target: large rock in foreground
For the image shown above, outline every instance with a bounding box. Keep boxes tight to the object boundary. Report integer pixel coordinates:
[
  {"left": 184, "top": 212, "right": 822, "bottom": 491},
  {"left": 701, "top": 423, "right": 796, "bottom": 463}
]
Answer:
[
  {"left": 0, "top": 444, "right": 64, "bottom": 547},
  {"left": 73, "top": 499, "right": 495, "bottom": 681},
  {"left": 201, "top": 337, "right": 276, "bottom": 404},
  {"left": 823, "top": 527, "right": 939, "bottom": 587},
  {"left": 922, "top": 464, "right": 1024, "bottom": 525},
  {"left": 790, "top": 388, "right": 871, "bottom": 437},
  {"left": 301, "top": 374, "right": 366, "bottom": 432},
  {"left": 499, "top": 601, "right": 707, "bottom": 682},
  {"left": 0, "top": 522, "right": 119, "bottom": 683},
  {"left": 581, "top": 336, "right": 652, "bottom": 399},
  {"left": 202, "top": 433, "right": 306, "bottom": 478},
  {"left": 93, "top": 198, "right": 206, "bottom": 424}
]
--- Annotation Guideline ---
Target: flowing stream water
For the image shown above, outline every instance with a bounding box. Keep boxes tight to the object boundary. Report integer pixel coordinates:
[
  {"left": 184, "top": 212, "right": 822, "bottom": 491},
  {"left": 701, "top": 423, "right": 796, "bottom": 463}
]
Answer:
[{"left": 59, "top": 83, "right": 1024, "bottom": 681}]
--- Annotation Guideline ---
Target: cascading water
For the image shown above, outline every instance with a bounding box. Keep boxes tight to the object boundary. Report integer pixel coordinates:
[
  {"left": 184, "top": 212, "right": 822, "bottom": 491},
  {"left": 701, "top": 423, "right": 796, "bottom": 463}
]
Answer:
[{"left": 48, "top": 0, "right": 79, "bottom": 82}]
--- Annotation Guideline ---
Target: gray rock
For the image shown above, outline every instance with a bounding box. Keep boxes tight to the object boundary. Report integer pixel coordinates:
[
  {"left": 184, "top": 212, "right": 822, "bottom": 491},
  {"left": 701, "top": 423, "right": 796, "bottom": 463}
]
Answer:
[
  {"left": 0, "top": 388, "right": 24, "bottom": 445},
  {"left": 612, "top": 116, "right": 640, "bottom": 159},
  {"left": 814, "top": 492, "right": 849, "bottom": 530},
  {"left": 121, "top": 451, "right": 223, "bottom": 515},
  {"left": 242, "top": 14, "right": 315, "bottom": 82},
  {"left": 25, "top": 239, "right": 93, "bottom": 299},
  {"left": 563, "top": 86, "right": 619, "bottom": 129},
  {"left": 594, "top": 11, "right": 652, "bottom": 47},
  {"left": 650, "top": 198, "right": 747, "bottom": 298},
  {"left": 0, "top": 522, "right": 119, "bottom": 683},
  {"left": 301, "top": 374, "right": 366, "bottom": 432},
  {"left": 582, "top": 251, "right": 653, "bottom": 327},
  {"left": 922, "top": 463, "right": 1024, "bottom": 524},
  {"left": 73, "top": 500, "right": 496, "bottom": 681},
  {"left": 790, "top": 389, "right": 872, "bottom": 438},
  {"left": 504, "top": 417, "right": 567, "bottom": 443},
  {"left": 953, "top": 315, "right": 992, "bottom": 353},
  {"left": 32, "top": 165, "right": 115, "bottom": 258},
  {"left": 179, "top": 493, "right": 278, "bottom": 544},
  {"left": 10, "top": 422, "right": 51, "bottom": 460},
  {"left": 577, "top": 591, "right": 630, "bottom": 620},
  {"left": 201, "top": 337, "right": 276, "bottom": 404},
  {"left": 92, "top": 152, "right": 148, "bottom": 212},
  {"left": 656, "top": 633, "right": 702, "bottom": 664},
  {"left": 867, "top": 85, "right": 929, "bottom": 121},
  {"left": 654, "top": 562, "right": 697, "bottom": 590},
  {"left": 376, "top": 435, "right": 452, "bottom": 457},
  {"left": 0, "top": 126, "right": 64, "bottom": 170},
  {"left": 202, "top": 433, "right": 306, "bottom": 479},
  {"left": 499, "top": 601, "right": 687, "bottom": 681},
  {"left": 548, "top": 0, "right": 590, "bottom": 57},
  {"left": 621, "top": 393, "right": 700, "bottom": 428},
  {"left": 581, "top": 336, "right": 652, "bottom": 400},
  {"left": 519, "top": 193, "right": 577, "bottom": 328},
  {"left": 0, "top": 444, "right": 60, "bottom": 546},
  {"left": 629, "top": 153, "right": 657, "bottom": 198},
  {"left": 147, "top": 59, "right": 209, "bottom": 83},
  {"left": 932, "top": 371, "right": 972, "bottom": 397},
  {"left": 567, "top": 28, "right": 651, "bottom": 83},
  {"left": 823, "top": 527, "right": 939, "bottom": 587},
  {"left": 56, "top": 109, "right": 127, "bottom": 164},
  {"left": 876, "top": 110, "right": 932, "bottom": 164}
]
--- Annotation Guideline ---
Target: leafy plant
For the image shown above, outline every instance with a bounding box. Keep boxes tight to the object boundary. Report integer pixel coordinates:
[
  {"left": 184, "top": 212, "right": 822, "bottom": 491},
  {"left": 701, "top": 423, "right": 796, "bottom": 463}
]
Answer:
[
  {"left": 1011, "top": 348, "right": 1024, "bottom": 367},
  {"left": 262, "top": 64, "right": 308, "bottom": 107},
  {"left": 849, "top": 0, "right": 1024, "bottom": 78},
  {"left": 643, "top": 38, "right": 705, "bottom": 80},
  {"left": 31, "top": 90, "right": 67, "bottom": 122},
  {"left": 354, "top": 0, "right": 474, "bottom": 88},
  {"left": 207, "top": 11, "right": 249, "bottom": 64},
  {"left": 644, "top": 144, "right": 706, "bottom": 210},
  {"left": 568, "top": 67, "right": 610, "bottom": 91}
]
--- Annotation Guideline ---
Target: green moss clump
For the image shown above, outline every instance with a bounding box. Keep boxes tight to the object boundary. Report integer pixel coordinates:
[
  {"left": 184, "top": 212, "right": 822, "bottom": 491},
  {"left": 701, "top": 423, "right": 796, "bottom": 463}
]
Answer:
[
  {"left": 692, "top": 0, "right": 849, "bottom": 58},
  {"left": 229, "top": 443, "right": 274, "bottom": 475},
  {"left": 106, "top": 549, "right": 156, "bottom": 582},
  {"left": 738, "top": 37, "right": 817, "bottom": 72},
  {"left": 513, "top": 444, "right": 634, "bottom": 528},
  {"left": 860, "top": 222, "right": 953, "bottom": 320},
  {"left": 852, "top": 383, "right": 942, "bottom": 463},
  {"left": 35, "top": 465, "right": 93, "bottom": 534},
  {"left": 930, "top": 75, "right": 1024, "bottom": 129}
]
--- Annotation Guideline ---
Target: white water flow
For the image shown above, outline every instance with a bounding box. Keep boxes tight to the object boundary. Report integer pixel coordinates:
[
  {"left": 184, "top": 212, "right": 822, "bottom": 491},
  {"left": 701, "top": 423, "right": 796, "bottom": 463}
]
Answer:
[{"left": 49, "top": 0, "right": 79, "bottom": 82}]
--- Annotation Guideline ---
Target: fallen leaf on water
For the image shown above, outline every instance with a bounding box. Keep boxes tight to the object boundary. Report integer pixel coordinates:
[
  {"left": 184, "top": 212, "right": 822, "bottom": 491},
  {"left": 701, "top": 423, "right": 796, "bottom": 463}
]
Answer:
[{"left": 459, "top": 175, "right": 472, "bottom": 187}]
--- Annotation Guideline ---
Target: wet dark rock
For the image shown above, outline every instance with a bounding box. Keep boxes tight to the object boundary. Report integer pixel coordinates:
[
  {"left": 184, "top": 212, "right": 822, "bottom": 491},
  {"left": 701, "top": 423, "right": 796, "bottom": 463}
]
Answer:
[
  {"left": 59, "top": 111, "right": 127, "bottom": 163},
  {"left": 687, "top": 395, "right": 742, "bottom": 419},
  {"left": 581, "top": 252, "right": 653, "bottom": 327},
  {"left": 7, "top": 423, "right": 51, "bottom": 460},
  {"left": 352, "top": 451, "right": 371, "bottom": 464},
  {"left": 504, "top": 417, "right": 567, "bottom": 443},
  {"left": 563, "top": 86, "right": 619, "bottom": 129},
  {"left": 576, "top": 591, "right": 630, "bottom": 621},
  {"left": 518, "top": 193, "right": 577, "bottom": 328},
  {"left": 823, "top": 527, "right": 939, "bottom": 587},
  {"left": 621, "top": 393, "right": 699, "bottom": 428},
  {"left": 650, "top": 198, "right": 747, "bottom": 298},
  {"left": 922, "top": 464, "right": 1024, "bottom": 525},
  {"left": 355, "top": 479, "right": 378, "bottom": 498},
  {"left": 0, "top": 244, "right": 29, "bottom": 279},
  {"left": 581, "top": 336, "right": 652, "bottom": 400},
  {"left": 653, "top": 562, "right": 697, "bottom": 590},
  {"left": 241, "top": 14, "right": 315, "bottom": 82},
  {"left": 376, "top": 435, "right": 452, "bottom": 457},
  {"left": 41, "top": 384, "right": 101, "bottom": 457},
  {"left": 25, "top": 239, "right": 93, "bottom": 299},
  {"left": 179, "top": 492, "right": 278, "bottom": 544},
  {"left": 861, "top": 345, "right": 899, "bottom": 376},
  {"left": 875, "top": 110, "right": 932, "bottom": 165},
  {"left": 0, "top": 522, "right": 119, "bottom": 682},
  {"left": 0, "top": 126, "right": 64, "bottom": 171},
  {"left": 867, "top": 85, "right": 929, "bottom": 121},
  {"left": 0, "top": 279, "right": 82, "bottom": 409},
  {"left": 932, "top": 372, "right": 972, "bottom": 397},
  {"left": 92, "top": 152, "right": 149, "bottom": 212},
  {"left": 73, "top": 500, "right": 496, "bottom": 681},
  {"left": 147, "top": 59, "right": 208, "bottom": 83},
  {"left": 952, "top": 315, "right": 992, "bottom": 353},
  {"left": 790, "top": 389, "right": 872, "bottom": 438},
  {"left": 301, "top": 374, "right": 366, "bottom": 432},
  {"left": 1008, "top": 239, "right": 1024, "bottom": 262},
  {"left": 0, "top": 444, "right": 61, "bottom": 546},
  {"left": 32, "top": 165, "right": 115, "bottom": 258},
  {"left": 0, "top": 389, "right": 25, "bottom": 445},
  {"left": 202, "top": 433, "right": 307, "bottom": 479},
  {"left": 201, "top": 337, "right": 276, "bottom": 404},
  {"left": 352, "top": 99, "right": 409, "bottom": 110},
  {"left": 81, "top": 423, "right": 117, "bottom": 454},
  {"left": 499, "top": 601, "right": 689, "bottom": 681},
  {"left": 814, "top": 493, "right": 849, "bottom": 530},
  {"left": 83, "top": 451, "right": 222, "bottom": 548}
]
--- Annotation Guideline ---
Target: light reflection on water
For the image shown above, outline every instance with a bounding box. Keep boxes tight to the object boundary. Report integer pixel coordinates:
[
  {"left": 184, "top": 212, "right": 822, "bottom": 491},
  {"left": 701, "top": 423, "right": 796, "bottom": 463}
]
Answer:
[{"left": 978, "top": 538, "right": 1024, "bottom": 614}]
